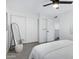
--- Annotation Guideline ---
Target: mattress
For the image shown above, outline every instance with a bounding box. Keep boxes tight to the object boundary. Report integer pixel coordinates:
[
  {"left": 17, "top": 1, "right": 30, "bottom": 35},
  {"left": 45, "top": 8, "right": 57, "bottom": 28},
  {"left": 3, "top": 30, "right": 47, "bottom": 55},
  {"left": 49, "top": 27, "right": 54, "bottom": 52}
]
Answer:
[{"left": 29, "top": 40, "right": 73, "bottom": 59}]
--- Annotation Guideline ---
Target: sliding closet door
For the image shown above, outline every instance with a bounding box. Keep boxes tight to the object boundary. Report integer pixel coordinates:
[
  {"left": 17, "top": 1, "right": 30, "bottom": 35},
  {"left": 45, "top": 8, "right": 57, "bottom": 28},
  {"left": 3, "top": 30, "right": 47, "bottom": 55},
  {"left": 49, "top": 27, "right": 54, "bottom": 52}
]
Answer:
[
  {"left": 11, "top": 15, "right": 26, "bottom": 43},
  {"left": 47, "top": 19, "right": 55, "bottom": 42},
  {"left": 26, "top": 16, "right": 38, "bottom": 43}
]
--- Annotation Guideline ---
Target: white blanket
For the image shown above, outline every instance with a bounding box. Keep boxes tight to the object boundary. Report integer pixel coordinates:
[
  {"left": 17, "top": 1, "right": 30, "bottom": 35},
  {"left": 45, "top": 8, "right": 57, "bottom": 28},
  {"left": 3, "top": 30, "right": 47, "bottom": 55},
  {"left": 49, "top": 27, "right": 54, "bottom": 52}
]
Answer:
[{"left": 29, "top": 40, "right": 73, "bottom": 59}]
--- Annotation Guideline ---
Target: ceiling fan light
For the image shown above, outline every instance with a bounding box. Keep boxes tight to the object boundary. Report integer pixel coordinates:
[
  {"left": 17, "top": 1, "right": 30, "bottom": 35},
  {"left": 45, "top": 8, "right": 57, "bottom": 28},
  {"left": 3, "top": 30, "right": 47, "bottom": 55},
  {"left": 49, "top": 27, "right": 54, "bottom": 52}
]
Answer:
[{"left": 53, "top": 3, "right": 59, "bottom": 9}]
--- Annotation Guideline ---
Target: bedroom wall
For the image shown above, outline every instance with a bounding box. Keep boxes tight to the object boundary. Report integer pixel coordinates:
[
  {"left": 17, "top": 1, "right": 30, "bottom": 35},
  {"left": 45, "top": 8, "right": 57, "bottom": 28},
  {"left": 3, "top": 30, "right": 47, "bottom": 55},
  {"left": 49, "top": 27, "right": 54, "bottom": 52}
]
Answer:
[
  {"left": 59, "top": 10, "right": 73, "bottom": 40},
  {"left": 6, "top": 13, "right": 11, "bottom": 53},
  {"left": 7, "top": 9, "right": 59, "bottom": 44},
  {"left": 7, "top": 8, "right": 73, "bottom": 45},
  {"left": 7, "top": 10, "right": 39, "bottom": 43}
]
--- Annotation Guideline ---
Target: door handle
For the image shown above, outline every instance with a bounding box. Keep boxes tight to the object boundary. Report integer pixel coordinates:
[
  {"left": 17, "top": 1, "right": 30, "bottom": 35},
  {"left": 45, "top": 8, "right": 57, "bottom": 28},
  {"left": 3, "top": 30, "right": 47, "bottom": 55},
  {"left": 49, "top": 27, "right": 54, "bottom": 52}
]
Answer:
[{"left": 46, "top": 31, "right": 49, "bottom": 32}]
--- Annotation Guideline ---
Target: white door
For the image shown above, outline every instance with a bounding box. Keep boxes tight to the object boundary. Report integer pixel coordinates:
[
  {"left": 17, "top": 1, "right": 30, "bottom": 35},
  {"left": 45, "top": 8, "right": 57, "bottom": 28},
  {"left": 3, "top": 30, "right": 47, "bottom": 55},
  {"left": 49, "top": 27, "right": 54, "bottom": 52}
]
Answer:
[
  {"left": 11, "top": 15, "right": 26, "bottom": 43},
  {"left": 26, "top": 16, "right": 38, "bottom": 43},
  {"left": 39, "top": 18, "right": 55, "bottom": 43},
  {"left": 47, "top": 19, "right": 55, "bottom": 42},
  {"left": 39, "top": 17, "right": 47, "bottom": 43}
]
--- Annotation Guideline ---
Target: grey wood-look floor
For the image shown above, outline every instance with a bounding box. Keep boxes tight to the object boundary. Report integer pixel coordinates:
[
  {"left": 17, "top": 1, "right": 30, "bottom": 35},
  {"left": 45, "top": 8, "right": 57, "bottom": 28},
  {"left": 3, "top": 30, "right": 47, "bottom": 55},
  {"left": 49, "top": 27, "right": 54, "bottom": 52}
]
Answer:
[{"left": 6, "top": 42, "right": 39, "bottom": 59}]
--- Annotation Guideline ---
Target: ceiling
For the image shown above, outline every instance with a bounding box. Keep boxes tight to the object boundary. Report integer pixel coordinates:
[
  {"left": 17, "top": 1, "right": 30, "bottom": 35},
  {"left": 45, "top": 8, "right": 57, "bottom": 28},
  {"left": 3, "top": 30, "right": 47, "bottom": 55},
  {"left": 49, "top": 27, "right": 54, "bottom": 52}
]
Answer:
[{"left": 6, "top": 0, "right": 73, "bottom": 16}]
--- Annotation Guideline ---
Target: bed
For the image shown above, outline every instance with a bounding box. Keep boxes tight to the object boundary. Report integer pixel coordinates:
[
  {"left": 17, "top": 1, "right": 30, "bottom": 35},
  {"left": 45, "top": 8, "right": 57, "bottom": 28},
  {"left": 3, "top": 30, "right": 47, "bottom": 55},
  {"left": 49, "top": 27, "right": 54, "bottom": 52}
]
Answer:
[{"left": 29, "top": 40, "right": 73, "bottom": 59}]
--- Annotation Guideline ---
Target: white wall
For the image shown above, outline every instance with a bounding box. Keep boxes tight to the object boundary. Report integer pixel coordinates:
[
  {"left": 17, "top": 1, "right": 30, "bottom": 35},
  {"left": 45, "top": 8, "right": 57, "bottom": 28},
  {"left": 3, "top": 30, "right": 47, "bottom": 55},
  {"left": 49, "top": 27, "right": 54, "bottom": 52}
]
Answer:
[
  {"left": 7, "top": 8, "right": 73, "bottom": 44},
  {"left": 6, "top": 13, "right": 11, "bottom": 53},
  {"left": 59, "top": 10, "right": 73, "bottom": 40},
  {"left": 6, "top": 31, "right": 9, "bottom": 53},
  {"left": 7, "top": 10, "right": 59, "bottom": 44},
  {"left": 11, "top": 15, "right": 26, "bottom": 43},
  {"left": 7, "top": 10, "right": 39, "bottom": 43}
]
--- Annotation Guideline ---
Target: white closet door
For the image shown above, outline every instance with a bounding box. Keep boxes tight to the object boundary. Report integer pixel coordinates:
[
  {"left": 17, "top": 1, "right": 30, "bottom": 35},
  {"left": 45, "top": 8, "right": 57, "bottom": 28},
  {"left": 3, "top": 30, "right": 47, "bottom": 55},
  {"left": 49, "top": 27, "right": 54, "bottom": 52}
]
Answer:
[
  {"left": 39, "top": 18, "right": 47, "bottom": 43},
  {"left": 26, "top": 16, "right": 38, "bottom": 43},
  {"left": 39, "top": 18, "right": 55, "bottom": 43},
  {"left": 47, "top": 19, "right": 55, "bottom": 42},
  {"left": 11, "top": 15, "right": 26, "bottom": 43}
]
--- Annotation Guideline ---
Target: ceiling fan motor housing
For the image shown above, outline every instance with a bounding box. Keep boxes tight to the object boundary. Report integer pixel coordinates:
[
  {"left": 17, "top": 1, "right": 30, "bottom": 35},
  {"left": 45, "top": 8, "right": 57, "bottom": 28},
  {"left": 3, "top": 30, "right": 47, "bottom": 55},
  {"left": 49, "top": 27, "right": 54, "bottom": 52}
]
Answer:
[
  {"left": 43, "top": 0, "right": 73, "bottom": 8},
  {"left": 50, "top": 0, "right": 59, "bottom": 4}
]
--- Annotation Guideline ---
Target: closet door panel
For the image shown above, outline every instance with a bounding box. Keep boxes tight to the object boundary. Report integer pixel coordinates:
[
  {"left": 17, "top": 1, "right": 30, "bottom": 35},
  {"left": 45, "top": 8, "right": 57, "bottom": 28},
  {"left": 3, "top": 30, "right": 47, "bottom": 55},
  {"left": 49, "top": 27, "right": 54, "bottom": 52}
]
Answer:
[
  {"left": 11, "top": 15, "right": 26, "bottom": 43},
  {"left": 26, "top": 16, "right": 38, "bottom": 43},
  {"left": 39, "top": 18, "right": 47, "bottom": 43},
  {"left": 39, "top": 17, "right": 55, "bottom": 43},
  {"left": 47, "top": 19, "right": 55, "bottom": 42}
]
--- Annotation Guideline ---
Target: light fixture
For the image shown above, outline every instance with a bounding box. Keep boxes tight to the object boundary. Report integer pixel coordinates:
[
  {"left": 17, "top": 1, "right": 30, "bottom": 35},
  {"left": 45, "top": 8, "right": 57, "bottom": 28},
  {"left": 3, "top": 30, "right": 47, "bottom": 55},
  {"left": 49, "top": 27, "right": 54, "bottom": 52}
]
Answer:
[
  {"left": 53, "top": 0, "right": 59, "bottom": 9},
  {"left": 53, "top": 3, "right": 59, "bottom": 9}
]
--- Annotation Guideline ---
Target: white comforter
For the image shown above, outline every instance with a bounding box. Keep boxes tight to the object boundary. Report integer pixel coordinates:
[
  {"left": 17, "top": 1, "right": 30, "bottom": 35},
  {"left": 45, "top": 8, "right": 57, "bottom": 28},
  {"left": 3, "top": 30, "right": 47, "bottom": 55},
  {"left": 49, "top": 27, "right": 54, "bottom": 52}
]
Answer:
[{"left": 29, "top": 40, "right": 73, "bottom": 59}]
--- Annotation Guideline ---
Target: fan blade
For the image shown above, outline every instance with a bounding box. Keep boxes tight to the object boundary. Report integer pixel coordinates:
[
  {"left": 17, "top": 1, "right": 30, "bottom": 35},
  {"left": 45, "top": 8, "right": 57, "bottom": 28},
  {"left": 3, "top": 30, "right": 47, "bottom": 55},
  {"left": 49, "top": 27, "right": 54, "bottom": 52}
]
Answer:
[
  {"left": 43, "top": 3, "right": 53, "bottom": 7},
  {"left": 59, "top": 1, "right": 73, "bottom": 4}
]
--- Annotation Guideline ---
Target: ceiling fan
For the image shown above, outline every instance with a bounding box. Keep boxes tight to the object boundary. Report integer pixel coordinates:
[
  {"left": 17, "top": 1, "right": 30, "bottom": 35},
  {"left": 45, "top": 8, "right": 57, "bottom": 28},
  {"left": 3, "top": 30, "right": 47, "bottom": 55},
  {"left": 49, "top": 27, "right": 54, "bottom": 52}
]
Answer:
[{"left": 43, "top": 0, "right": 73, "bottom": 9}]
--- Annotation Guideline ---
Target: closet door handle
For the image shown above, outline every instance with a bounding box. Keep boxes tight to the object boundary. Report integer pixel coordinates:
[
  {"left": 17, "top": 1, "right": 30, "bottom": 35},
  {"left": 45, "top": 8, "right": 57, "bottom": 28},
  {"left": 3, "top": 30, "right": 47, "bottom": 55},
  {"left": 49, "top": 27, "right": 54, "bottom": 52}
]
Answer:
[{"left": 47, "top": 31, "right": 49, "bottom": 32}]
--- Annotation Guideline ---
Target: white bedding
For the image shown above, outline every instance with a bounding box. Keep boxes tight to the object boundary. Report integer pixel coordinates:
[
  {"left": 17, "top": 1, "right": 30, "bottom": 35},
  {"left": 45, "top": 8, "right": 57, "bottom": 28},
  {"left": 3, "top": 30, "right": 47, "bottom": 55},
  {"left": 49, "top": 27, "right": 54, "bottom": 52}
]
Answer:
[{"left": 29, "top": 40, "right": 73, "bottom": 59}]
